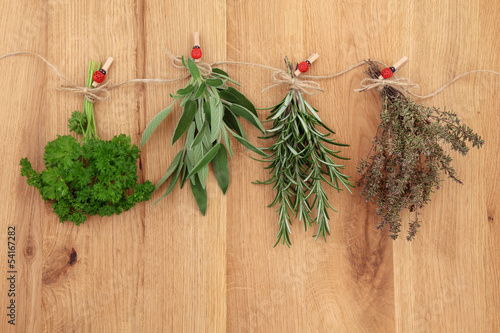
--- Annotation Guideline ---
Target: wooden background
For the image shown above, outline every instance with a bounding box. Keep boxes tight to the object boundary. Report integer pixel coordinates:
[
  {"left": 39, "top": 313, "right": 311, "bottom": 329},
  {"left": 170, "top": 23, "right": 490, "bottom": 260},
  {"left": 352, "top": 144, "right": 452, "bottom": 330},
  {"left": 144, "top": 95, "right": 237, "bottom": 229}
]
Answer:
[{"left": 0, "top": 0, "right": 498, "bottom": 332}]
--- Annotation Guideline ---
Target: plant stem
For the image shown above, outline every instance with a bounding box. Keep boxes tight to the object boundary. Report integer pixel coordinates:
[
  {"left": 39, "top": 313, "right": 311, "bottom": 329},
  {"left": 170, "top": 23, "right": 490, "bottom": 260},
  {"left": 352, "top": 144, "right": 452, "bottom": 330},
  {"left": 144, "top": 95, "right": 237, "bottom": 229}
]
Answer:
[{"left": 82, "top": 60, "right": 101, "bottom": 143}]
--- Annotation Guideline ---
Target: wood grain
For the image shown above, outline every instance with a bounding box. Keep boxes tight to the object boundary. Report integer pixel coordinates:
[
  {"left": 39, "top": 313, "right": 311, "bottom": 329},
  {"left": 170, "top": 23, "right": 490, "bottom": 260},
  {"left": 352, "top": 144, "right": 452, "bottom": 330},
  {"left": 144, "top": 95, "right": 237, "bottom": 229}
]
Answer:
[{"left": 0, "top": 0, "right": 498, "bottom": 332}]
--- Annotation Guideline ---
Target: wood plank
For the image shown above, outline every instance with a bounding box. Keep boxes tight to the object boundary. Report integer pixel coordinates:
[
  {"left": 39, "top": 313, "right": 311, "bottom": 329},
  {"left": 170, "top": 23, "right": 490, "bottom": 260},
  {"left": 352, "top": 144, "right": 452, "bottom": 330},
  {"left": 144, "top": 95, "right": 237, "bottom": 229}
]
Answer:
[
  {"left": 0, "top": 0, "right": 499, "bottom": 332},
  {"left": 0, "top": 1, "right": 48, "bottom": 332},
  {"left": 393, "top": 0, "right": 500, "bottom": 332},
  {"left": 225, "top": 1, "right": 399, "bottom": 331},
  {"left": 39, "top": 1, "right": 145, "bottom": 332},
  {"left": 140, "top": 1, "right": 227, "bottom": 332}
]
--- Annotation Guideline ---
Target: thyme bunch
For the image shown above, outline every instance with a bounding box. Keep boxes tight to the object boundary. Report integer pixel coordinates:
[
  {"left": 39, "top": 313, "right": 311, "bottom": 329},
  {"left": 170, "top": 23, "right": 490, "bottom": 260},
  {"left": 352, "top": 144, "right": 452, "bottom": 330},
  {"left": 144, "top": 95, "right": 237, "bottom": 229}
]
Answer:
[
  {"left": 357, "top": 61, "right": 485, "bottom": 240},
  {"left": 256, "top": 57, "right": 353, "bottom": 247}
]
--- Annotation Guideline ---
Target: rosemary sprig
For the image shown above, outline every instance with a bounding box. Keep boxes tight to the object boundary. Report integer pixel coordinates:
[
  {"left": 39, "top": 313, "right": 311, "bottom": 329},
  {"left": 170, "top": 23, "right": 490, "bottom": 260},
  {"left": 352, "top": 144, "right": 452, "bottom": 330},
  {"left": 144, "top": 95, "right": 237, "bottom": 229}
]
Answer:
[
  {"left": 357, "top": 61, "right": 485, "bottom": 240},
  {"left": 256, "top": 57, "right": 353, "bottom": 246},
  {"left": 142, "top": 57, "right": 266, "bottom": 214}
]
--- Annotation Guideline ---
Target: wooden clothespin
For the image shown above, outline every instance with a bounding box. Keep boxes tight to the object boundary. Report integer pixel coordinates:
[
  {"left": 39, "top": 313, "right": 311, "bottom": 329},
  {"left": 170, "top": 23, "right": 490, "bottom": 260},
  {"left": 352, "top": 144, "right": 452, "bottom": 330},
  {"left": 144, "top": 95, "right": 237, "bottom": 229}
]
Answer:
[
  {"left": 192, "top": 32, "right": 202, "bottom": 63},
  {"left": 295, "top": 53, "right": 319, "bottom": 76},
  {"left": 92, "top": 57, "right": 114, "bottom": 87},
  {"left": 378, "top": 56, "right": 408, "bottom": 80}
]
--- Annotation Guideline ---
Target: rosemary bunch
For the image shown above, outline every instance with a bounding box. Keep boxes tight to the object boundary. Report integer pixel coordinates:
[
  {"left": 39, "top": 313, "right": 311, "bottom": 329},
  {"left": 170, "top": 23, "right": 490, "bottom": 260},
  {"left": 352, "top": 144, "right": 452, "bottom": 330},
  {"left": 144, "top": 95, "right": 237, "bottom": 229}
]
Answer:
[
  {"left": 142, "top": 57, "right": 266, "bottom": 214},
  {"left": 256, "top": 57, "right": 353, "bottom": 246},
  {"left": 357, "top": 61, "right": 484, "bottom": 240}
]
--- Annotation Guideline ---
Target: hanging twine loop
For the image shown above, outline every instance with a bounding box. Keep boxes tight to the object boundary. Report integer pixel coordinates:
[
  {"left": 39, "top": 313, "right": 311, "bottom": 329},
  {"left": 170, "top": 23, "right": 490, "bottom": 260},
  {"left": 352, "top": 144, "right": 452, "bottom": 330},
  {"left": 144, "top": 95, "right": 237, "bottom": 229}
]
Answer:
[
  {"left": 355, "top": 77, "right": 420, "bottom": 93},
  {"left": 263, "top": 70, "right": 324, "bottom": 95},
  {"left": 59, "top": 81, "right": 112, "bottom": 102}
]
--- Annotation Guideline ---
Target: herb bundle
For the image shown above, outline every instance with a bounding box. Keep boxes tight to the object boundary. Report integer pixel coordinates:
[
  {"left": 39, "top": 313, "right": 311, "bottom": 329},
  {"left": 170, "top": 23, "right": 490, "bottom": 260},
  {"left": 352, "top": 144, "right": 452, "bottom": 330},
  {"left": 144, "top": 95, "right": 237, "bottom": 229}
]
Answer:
[
  {"left": 141, "top": 57, "right": 266, "bottom": 214},
  {"left": 256, "top": 57, "right": 353, "bottom": 246},
  {"left": 357, "top": 61, "right": 484, "bottom": 240},
  {"left": 20, "top": 60, "right": 154, "bottom": 225}
]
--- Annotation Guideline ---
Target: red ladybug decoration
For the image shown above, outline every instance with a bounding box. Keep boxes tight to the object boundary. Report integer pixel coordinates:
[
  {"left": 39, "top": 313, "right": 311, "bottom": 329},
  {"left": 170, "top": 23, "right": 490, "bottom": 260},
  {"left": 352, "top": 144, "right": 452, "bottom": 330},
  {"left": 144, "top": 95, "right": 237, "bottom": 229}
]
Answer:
[
  {"left": 380, "top": 67, "right": 396, "bottom": 79},
  {"left": 191, "top": 46, "right": 202, "bottom": 60},
  {"left": 298, "top": 60, "right": 311, "bottom": 73},
  {"left": 92, "top": 69, "right": 107, "bottom": 83}
]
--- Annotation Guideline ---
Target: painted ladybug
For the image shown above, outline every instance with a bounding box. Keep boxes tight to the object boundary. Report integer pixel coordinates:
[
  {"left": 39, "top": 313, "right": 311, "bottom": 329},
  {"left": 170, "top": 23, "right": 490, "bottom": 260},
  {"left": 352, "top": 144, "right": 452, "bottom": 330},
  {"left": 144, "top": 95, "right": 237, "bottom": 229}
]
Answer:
[
  {"left": 380, "top": 66, "right": 396, "bottom": 79},
  {"left": 298, "top": 60, "right": 311, "bottom": 73},
  {"left": 92, "top": 69, "right": 107, "bottom": 83},
  {"left": 191, "top": 46, "right": 202, "bottom": 60}
]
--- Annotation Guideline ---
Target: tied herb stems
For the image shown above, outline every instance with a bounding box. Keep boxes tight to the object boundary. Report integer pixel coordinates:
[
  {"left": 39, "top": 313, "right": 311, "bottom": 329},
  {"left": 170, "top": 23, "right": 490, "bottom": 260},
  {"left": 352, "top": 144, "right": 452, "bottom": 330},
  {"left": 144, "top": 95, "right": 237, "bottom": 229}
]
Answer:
[
  {"left": 142, "top": 57, "right": 266, "bottom": 215},
  {"left": 357, "top": 61, "right": 485, "bottom": 240},
  {"left": 256, "top": 57, "right": 353, "bottom": 247},
  {"left": 82, "top": 60, "right": 100, "bottom": 142}
]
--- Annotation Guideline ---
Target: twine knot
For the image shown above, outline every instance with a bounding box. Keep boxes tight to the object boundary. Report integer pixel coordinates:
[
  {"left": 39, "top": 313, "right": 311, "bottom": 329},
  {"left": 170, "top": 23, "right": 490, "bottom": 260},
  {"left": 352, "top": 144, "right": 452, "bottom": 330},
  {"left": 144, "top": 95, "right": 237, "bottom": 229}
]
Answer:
[
  {"left": 59, "top": 81, "right": 112, "bottom": 103},
  {"left": 263, "top": 70, "right": 324, "bottom": 95},
  {"left": 165, "top": 50, "right": 212, "bottom": 76},
  {"left": 355, "top": 77, "right": 420, "bottom": 93}
]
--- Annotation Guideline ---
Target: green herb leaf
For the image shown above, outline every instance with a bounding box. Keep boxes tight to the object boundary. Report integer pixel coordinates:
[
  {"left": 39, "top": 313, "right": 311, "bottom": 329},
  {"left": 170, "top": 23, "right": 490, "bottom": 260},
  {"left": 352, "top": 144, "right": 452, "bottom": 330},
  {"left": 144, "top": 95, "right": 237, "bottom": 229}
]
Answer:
[
  {"left": 218, "top": 90, "right": 239, "bottom": 103},
  {"left": 191, "top": 121, "right": 208, "bottom": 149},
  {"left": 155, "top": 150, "right": 184, "bottom": 190},
  {"left": 176, "top": 84, "right": 196, "bottom": 96},
  {"left": 194, "top": 83, "right": 206, "bottom": 99},
  {"left": 228, "top": 128, "right": 268, "bottom": 157},
  {"left": 141, "top": 105, "right": 174, "bottom": 147},
  {"left": 206, "top": 78, "right": 224, "bottom": 87},
  {"left": 227, "top": 86, "right": 257, "bottom": 117},
  {"left": 186, "top": 143, "right": 222, "bottom": 179},
  {"left": 230, "top": 104, "right": 265, "bottom": 134},
  {"left": 154, "top": 161, "right": 182, "bottom": 204},
  {"left": 213, "top": 145, "right": 230, "bottom": 194},
  {"left": 172, "top": 100, "right": 197, "bottom": 145},
  {"left": 211, "top": 68, "right": 229, "bottom": 77},
  {"left": 187, "top": 58, "right": 201, "bottom": 80},
  {"left": 210, "top": 97, "right": 223, "bottom": 142},
  {"left": 190, "top": 175, "right": 207, "bottom": 215}
]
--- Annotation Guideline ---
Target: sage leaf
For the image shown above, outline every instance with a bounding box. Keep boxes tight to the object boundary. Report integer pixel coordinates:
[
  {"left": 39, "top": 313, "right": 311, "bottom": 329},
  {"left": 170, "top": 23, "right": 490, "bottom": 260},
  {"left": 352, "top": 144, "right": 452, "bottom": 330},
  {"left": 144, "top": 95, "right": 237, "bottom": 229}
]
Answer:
[
  {"left": 153, "top": 162, "right": 182, "bottom": 205},
  {"left": 213, "top": 145, "right": 230, "bottom": 194},
  {"left": 187, "top": 58, "right": 201, "bottom": 80},
  {"left": 176, "top": 84, "right": 196, "bottom": 96},
  {"left": 228, "top": 128, "right": 268, "bottom": 157},
  {"left": 141, "top": 105, "right": 173, "bottom": 148},
  {"left": 230, "top": 104, "right": 265, "bottom": 134},
  {"left": 155, "top": 150, "right": 184, "bottom": 190},
  {"left": 210, "top": 97, "right": 223, "bottom": 142},
  {"left": 190, "top": 175, "right": 207, "bottom": 215},
  {"left": 223, "top": 110, "right": 247, "bottom": 139},
  {"left": 194, "top": 83, "right": 206, "bottom": 99},
  {"left": 218, "top": 90, "right": 239, "bottom": 103},
  {"left": 227, "top": 86, "right": 257, "bottom": 117},
  {"left": 191, "top": 121, "right": 208, "bottom": 149},
  {"left": 186, "top": 143, "right": 222, "bottom": 179},
  {"left": 206, "top": 78, "right": 224, "bottom": 87},
  {"left": 172, "top": 100, "right": 197, "bottom": 145}
]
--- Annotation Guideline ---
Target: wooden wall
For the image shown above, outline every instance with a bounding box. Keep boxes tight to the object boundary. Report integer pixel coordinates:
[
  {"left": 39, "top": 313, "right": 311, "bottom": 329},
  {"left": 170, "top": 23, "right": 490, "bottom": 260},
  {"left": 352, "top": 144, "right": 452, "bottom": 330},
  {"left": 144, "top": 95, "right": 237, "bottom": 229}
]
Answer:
[{"left": 0, "top": 0, "right": 498, "bottom": 332}]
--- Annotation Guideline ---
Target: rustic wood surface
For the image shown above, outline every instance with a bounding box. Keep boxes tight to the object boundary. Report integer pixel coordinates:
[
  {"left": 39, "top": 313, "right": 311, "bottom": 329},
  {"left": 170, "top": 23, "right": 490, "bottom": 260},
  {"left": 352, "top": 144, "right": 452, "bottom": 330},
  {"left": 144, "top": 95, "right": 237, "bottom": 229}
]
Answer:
[{"left": 0, "top": 0, "right": 498, "bottom": 332}]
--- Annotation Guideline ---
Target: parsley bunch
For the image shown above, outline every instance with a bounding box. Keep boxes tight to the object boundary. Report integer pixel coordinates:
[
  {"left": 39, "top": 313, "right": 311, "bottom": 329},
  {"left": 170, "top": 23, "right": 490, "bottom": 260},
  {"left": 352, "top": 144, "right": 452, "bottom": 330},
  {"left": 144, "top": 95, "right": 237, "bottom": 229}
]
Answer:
[
  {"left": 141, "top": 57, "right": 266, "bottom": 215},
  {"left": 256, "top": 57, "right": 353, "bottom": 246},
  {"left": 357, "top": 61, "right": 484, "bottom": 240},
  {"left": 20, "top": 60, "right": 154, "bottom": 225}
]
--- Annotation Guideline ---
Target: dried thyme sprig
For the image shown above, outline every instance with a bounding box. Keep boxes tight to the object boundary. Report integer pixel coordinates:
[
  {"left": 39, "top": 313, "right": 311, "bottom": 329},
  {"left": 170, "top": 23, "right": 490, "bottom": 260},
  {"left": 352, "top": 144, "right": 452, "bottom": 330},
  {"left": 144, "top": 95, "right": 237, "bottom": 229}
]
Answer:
[
  {"left": 357, "top": 61, "right": 485, "bottom": 240},
  {"left": 256, "top": 57, "right": 353, "bottom": 247}
]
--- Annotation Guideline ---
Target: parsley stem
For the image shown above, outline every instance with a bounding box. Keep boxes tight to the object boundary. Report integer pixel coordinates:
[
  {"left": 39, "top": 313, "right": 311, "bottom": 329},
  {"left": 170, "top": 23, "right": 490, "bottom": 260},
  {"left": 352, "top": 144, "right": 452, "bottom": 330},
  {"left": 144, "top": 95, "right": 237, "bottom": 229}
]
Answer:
[{"left": 82, "top": 60, "right": 100, "bottom": 142}]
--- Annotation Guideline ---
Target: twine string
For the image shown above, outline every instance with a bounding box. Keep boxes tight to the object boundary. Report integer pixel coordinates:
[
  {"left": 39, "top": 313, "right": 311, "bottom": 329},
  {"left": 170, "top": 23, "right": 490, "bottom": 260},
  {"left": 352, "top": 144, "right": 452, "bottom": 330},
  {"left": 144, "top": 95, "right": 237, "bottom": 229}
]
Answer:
[
  {"left": 2, "top": 51, "right": 499, "bottom": 101},
  {"left": 355, "top": 77, "right": 420, "bottom": 93},
  {"left": 406, "top": 70, "right": 500, "bottom": 99},
  {"left": 0, "top": 51, "right": 190, "bottom": 102},
  {"left": 262, "top": 71, "right": 324, "bottom": 95},
  {"left": 355, "top": 61, "right": 500, "bottom": 99}
]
